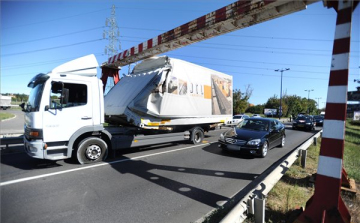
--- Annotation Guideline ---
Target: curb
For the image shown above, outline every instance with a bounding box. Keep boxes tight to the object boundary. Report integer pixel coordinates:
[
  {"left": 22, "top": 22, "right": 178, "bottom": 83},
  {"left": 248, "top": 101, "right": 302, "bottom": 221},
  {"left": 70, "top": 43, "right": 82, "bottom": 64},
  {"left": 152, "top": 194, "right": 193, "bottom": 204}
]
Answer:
[{"left": 0, "top": 114, "right": 17, "bottom": 122}]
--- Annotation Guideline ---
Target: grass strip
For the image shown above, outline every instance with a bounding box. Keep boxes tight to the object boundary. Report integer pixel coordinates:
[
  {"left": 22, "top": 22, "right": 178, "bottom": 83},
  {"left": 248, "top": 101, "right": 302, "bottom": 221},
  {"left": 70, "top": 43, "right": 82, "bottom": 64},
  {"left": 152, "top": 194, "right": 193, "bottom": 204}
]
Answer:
[
  {"left": 0, "top": 112, "right": 15, "bottom": 120},
  {"left": 263, "top": 120, "right": 360, "bottom": 223}
]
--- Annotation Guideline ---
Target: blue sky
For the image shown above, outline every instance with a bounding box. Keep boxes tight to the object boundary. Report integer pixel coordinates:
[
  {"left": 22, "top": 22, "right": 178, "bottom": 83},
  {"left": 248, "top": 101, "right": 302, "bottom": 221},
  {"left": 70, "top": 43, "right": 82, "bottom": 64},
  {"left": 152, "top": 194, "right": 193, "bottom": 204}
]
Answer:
[{"left": 1, "top": 1, "right": 359, "bottom": 107}]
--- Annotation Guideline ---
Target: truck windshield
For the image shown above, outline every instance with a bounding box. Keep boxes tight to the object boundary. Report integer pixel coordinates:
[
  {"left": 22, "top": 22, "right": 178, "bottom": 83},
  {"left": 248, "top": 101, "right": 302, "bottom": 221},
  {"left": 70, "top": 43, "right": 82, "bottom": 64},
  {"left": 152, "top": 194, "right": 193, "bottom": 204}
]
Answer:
[{"left": 25, "top": 73, "right": 49, "bottom": 112}]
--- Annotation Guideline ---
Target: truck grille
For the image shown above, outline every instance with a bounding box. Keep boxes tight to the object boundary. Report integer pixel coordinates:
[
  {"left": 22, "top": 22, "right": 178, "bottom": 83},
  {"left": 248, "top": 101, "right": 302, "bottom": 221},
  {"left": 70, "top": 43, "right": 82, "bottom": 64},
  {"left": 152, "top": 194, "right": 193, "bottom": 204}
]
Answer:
[
  {"left": 25, "top": 127, "right": 31, "bottom": 139},
  {"left": 225, "top": 137, "right": 246, "bottom": 145}
]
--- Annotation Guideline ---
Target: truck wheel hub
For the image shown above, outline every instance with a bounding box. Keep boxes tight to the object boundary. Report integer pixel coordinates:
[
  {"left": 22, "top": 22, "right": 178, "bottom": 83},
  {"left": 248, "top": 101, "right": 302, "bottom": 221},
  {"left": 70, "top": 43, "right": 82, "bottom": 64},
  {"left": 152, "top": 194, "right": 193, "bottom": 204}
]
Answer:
[{"left": 86, "top": 145, "right": 101, "bottom": 160}]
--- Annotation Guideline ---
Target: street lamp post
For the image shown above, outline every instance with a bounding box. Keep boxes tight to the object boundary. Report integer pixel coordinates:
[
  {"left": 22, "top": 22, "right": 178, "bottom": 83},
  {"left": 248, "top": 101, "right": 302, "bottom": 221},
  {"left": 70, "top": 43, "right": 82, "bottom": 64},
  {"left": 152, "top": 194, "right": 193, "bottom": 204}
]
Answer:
[
  {"left": 315, "top": 97, "right": 322, "bottom": 111},
  {"left": 275, "top": 68, "right": 290, "bottom": 119},
  {"left": 305, "top": 89, "right": 314, "bottom": 114}
]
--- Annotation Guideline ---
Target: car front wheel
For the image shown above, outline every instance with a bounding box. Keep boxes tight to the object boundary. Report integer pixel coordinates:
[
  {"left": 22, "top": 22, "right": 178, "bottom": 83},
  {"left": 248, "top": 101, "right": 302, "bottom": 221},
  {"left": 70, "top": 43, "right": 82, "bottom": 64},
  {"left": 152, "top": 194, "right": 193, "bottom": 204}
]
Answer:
[
  {"left": 260, "top": 141, "right": 268, "bottom": 158},
  {"left": 279, "top": 135, "right": 285, "bottom": 147}
]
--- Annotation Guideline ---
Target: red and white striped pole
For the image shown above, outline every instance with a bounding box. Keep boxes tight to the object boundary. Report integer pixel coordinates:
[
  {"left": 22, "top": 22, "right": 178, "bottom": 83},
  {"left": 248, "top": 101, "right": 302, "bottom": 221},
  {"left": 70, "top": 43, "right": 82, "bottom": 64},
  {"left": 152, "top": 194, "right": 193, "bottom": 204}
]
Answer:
[{"left": 295, "top": 0, "right": 358, "bottom": 222}]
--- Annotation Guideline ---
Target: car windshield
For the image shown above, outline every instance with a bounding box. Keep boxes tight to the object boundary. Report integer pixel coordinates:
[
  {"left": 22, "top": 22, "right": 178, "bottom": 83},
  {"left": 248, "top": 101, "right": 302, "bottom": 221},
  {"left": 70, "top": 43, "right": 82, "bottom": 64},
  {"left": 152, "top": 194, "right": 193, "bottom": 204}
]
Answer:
[
  {"left": 314, "top": 116, "right": 323, "bottom": 119},
  {"left": 238, "top": 119, "right": 269, "bottom": 131},
  {"left": 297, "top": 116, "right": 311, "bottom": 121},
  {"left": 233, "top": 116, "right": 243, "bottom": 119}
]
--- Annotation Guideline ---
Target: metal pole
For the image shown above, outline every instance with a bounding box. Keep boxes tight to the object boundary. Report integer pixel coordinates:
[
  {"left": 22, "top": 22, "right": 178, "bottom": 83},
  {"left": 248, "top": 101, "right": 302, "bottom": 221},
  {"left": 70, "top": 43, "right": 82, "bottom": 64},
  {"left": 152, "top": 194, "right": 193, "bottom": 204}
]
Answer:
[
  {"left": 304, "top": 89, "right": 314, "bottom": 114},
  {"left": 315, "top": 97, "right": 322, "bottom": 111},
  {"left": 275, "top": 68, "right": 290, "bottom": 120},
  {"left": 280, "top": 70, "right": 283, "bottom": 120}
]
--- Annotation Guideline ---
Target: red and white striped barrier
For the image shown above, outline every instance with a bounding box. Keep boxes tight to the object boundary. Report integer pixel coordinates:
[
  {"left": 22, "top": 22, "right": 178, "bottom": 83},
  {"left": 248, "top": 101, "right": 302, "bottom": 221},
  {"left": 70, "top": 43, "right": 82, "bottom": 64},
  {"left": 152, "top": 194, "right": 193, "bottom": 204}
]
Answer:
[
  {"left": 105, "top": 0, "right": 314, "bottom": 67},
  {"left": 295, "top": 0, "right": 358, "bottom": 222}
]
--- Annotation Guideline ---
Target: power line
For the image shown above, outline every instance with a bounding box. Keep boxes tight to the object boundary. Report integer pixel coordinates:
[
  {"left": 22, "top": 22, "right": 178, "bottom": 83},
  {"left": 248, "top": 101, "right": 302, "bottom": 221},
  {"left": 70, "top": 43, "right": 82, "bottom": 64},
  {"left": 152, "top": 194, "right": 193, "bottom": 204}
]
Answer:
[
  {"left": 1, "top": 27, "right": 104, "bottom": 47},
  {"left": 1, "top": 54, "right": 104, "bottom": 70},
  {"left": 116, "top": 26, "right": 359, "bottom": 43},
  {"left": 118, "top": 38, "right": 359, "bottom": 57},
  {"left": 1, "top": 39, "right": 104, "bottom": 57},
  {"left": 194, "top": 62, "right": 358, "bottom": 76},
  {"left": 0, "top": 69, "right": 331, "bottom": 81},
  {"left": 2, "top": 6, "right": 339, "bottom": 30},
  {"left": 119, "top": 36, "right": 359, "bottom": 54},
  {"left": 2, "top": 56, "right": 358, "bottom": 78},
  {"left": 3, "top": 8, "right": 109, "bottom": 30},
  {"left": 118, "top": 36, "right": 334, "bottom": 53},
  {"left": 224, "top": 71, "right": 328, "bottom": 80},
  {"left": 167, "top": 53, "right": 360, "bottom": 70},
  {"left": 2, "top": 51, "right": 359, "bottom": 75}
]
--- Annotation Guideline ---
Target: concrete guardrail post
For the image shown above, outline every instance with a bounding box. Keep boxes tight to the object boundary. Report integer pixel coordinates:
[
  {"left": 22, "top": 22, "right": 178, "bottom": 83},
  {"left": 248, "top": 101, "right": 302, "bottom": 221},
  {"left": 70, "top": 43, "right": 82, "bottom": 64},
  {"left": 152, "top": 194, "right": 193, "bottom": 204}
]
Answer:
[
  {"left": 301, "top": 150, "right": 307, "bottom": 169},
  {"left": 254, "top": 195, "right": 265, "bottom": 223}
]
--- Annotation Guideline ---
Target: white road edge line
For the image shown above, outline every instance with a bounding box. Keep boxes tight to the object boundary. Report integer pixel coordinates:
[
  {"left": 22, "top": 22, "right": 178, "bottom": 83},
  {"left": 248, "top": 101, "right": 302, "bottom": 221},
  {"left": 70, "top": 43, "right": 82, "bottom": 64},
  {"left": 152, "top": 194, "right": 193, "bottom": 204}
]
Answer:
[{"left": 0, "top": 141, "right": 217, "bottom": 187}]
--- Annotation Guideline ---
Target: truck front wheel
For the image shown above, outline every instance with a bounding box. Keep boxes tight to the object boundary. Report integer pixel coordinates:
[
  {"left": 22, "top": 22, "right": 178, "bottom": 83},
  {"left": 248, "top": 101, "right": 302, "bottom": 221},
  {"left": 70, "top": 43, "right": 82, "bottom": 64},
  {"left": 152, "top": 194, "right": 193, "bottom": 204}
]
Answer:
[{"left": 76, "top": 137, "right": 108, "bottom": 164}]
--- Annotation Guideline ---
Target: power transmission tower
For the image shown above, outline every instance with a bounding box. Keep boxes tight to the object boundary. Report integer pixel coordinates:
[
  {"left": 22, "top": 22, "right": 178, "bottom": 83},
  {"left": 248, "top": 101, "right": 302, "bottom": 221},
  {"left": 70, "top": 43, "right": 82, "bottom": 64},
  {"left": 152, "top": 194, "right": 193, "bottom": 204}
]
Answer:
[{"left": 103, "top": 5, "right": 121, "bottom": 92}]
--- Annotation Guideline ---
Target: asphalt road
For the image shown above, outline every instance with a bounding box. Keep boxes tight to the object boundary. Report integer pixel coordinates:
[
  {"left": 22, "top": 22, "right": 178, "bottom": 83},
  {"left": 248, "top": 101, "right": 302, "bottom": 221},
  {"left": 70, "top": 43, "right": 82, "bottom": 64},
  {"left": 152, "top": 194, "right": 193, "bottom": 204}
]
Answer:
[
  {"left": 0, "top": 109, "right": 24, "bottom": 135},
  {"left": 0, "top": 127, "right": 318, "bottom": 223}
]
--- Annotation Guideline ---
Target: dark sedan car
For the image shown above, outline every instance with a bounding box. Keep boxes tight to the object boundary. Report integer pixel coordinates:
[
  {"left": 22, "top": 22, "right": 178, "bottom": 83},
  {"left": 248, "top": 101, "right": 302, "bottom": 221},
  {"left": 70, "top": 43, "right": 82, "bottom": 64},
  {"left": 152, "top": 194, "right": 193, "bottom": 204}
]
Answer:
[
  {"left": 292, "top": 115, "right": 316, "bottom": 131},
  {"left": 313, "top": 115, "right": 324, "bottom": 126},
  {"left": 218, "top": 118, "right": 285, "bottom": 158}
]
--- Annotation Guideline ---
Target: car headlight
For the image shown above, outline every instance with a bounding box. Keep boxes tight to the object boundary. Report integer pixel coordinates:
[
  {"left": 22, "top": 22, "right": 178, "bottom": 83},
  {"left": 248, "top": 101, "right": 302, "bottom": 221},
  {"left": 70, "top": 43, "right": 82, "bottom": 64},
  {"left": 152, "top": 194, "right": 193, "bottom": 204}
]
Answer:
[
  {"left": 293, "top": 121, "right": 297, "bottom": 124},
  {"left": 247, "top": 139, "right": 261, "bottom": 146},
  {"left": 306, "top": 123, "right": 311, "bottom": 125},
  {"left": 219, "top": 133, "right": 224, "bottom": 140}
]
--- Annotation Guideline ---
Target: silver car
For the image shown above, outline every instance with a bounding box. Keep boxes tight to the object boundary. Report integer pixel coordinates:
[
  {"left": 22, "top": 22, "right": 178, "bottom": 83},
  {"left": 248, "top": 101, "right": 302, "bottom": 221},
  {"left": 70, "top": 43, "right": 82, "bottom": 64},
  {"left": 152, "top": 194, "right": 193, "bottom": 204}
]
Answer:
[{"left": 231, "top": 114, "right": 249, "bottom": 126}]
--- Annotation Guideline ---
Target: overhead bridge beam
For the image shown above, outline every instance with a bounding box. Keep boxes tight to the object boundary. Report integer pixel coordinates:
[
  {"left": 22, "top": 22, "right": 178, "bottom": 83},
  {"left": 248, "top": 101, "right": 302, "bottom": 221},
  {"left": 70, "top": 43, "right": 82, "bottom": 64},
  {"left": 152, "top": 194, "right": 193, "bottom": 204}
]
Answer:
[{"left": 104, "top": 0, "right": 319, "bottom": 68}]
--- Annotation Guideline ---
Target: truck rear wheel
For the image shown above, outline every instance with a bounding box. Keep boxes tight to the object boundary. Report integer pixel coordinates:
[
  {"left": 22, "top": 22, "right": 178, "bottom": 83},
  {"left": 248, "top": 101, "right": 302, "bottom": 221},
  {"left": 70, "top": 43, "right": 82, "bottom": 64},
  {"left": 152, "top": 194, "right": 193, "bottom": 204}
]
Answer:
[
  {"left": 191, "top": 127, "right": 204, "bottom": 145},
  {"left": 76, "top": 137, "right": 108, "bottom": 164}
]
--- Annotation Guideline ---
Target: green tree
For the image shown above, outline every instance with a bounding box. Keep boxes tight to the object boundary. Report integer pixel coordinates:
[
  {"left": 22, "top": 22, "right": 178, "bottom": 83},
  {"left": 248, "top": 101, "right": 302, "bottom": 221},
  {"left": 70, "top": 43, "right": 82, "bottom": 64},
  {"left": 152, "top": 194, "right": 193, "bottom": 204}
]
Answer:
[
  {"left": 246, "top": 104, "right": 265, "bottom": 114},
  {"left": 233, "top": 85, "right": 253, "bottom": 114},
  {"left": 265, "top": 95, "right": 279, "bottom": 109},
  {"left": 284, "top": 95, "right": 303, "bottom": 118},
  {"left": 307, "top": 99, "right": 317, "bottom": 114}
]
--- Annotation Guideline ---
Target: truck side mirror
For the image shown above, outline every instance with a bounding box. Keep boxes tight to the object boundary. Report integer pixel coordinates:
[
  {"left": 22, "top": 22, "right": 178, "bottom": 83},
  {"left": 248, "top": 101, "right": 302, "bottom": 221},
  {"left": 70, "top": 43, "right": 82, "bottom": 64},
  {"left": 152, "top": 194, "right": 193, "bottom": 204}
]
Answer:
[{"left": 19, "top": 103, "right": 25, "bottom": 112}]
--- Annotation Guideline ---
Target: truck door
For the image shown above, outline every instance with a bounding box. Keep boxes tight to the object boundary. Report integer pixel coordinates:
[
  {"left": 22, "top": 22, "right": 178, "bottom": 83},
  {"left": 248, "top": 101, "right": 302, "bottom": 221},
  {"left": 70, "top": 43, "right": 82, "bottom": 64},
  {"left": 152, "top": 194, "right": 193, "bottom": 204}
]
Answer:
[{"left": 43, "top": 81, "right": 93, "bottom": 143}]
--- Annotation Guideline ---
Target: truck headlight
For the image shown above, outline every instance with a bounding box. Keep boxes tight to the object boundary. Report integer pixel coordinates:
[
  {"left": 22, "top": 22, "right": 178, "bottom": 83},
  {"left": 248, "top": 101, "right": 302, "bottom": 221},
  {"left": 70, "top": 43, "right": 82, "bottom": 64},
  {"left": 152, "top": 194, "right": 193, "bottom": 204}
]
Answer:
[
  {"left": 25, "top": 127, "right": 43, "bottom": 140},
  {"left": 247, "top": 139, "right": 261, "bottom": 146}
]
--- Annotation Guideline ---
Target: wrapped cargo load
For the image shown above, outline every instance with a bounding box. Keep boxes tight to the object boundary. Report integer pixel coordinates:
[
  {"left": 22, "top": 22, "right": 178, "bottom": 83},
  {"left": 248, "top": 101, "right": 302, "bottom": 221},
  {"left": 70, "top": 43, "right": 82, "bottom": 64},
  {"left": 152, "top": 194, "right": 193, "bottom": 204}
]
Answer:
[{"left": 104, "top": 56, "right": 232, "bottom": 130}]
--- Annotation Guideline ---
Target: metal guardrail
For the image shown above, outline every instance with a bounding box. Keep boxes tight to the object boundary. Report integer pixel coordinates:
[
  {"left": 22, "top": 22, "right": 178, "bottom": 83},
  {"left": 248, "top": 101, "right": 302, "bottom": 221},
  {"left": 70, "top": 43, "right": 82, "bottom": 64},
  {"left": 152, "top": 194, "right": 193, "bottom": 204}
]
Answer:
[
  {"left": 219, "top": 130, "right": 323, "bottom": 223},
  {"left": 0, "top": 136, "right": 24, "bottom": 149}
]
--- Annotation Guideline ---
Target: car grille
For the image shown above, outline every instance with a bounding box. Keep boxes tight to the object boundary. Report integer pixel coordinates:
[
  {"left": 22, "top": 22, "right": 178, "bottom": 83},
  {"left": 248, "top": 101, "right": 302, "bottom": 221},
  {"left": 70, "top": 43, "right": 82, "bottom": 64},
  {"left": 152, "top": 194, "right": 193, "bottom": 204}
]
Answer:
[{"left": 225, "top": 137, "right": 246, "bottom": 145}]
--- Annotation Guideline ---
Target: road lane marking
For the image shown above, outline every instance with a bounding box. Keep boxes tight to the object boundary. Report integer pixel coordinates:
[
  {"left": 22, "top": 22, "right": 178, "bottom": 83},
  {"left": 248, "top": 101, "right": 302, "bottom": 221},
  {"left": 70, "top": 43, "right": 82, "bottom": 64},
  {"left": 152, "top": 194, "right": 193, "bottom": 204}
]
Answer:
[{"left": 0, "top": 141, "right": 218, "bottom": 187}]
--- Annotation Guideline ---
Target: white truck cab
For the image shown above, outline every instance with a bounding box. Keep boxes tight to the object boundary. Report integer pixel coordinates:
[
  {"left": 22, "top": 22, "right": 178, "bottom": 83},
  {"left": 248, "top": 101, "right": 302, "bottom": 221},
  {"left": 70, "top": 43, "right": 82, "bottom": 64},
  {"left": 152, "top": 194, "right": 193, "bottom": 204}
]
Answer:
[{"left": 23, "top": 55, "right": 110, "bottom": 163}]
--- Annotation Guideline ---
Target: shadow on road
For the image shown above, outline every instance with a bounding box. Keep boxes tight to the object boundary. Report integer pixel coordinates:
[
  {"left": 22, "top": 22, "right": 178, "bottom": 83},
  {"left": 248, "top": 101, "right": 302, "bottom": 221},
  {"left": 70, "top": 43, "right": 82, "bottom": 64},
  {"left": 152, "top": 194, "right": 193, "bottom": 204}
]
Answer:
[
  {"left": 201, "top": 142, "right": 257, "bottom": 160},
  {"left": 106, "top": 144, "right": 259, "bottom": 208},
  {"left": 1, "top": 151, "right": 62, "bottom": 170}
]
